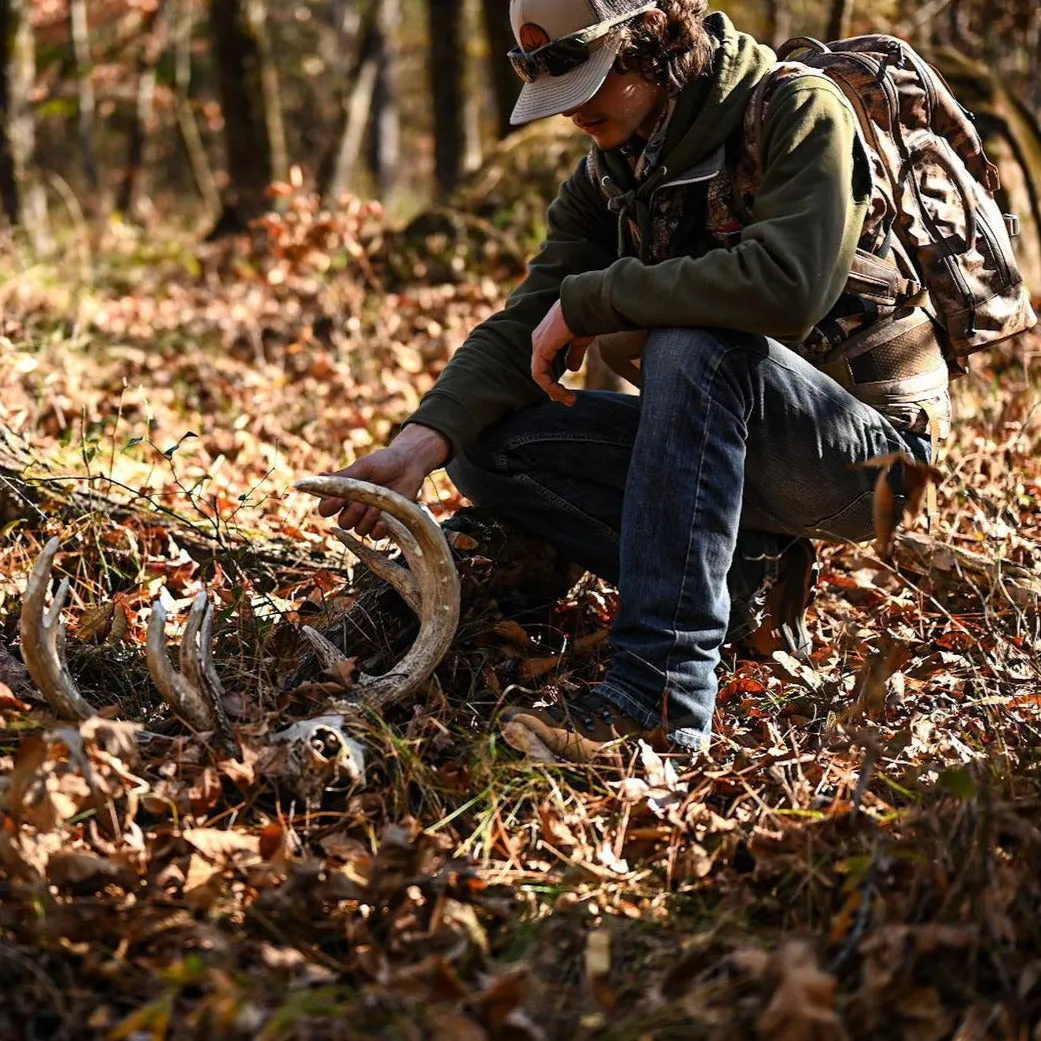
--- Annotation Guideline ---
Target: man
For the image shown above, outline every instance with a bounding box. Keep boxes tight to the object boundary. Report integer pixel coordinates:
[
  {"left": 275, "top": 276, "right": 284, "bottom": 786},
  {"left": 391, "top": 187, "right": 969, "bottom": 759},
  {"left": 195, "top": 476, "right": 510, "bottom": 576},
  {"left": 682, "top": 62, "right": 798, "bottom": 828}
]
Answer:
[{"left": 317, "top": 0, "right": 941, "bottom": 762}]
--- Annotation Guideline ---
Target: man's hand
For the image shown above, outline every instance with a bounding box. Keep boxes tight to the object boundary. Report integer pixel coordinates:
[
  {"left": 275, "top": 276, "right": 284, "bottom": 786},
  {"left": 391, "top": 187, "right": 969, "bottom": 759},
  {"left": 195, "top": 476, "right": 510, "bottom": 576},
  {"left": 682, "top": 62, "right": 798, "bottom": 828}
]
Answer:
[
  {"left": 531, "top": 300, "right": 593, "bottom": 407},
  {"left": 316, "top": 424, "right": 451, "bottom": 538}
]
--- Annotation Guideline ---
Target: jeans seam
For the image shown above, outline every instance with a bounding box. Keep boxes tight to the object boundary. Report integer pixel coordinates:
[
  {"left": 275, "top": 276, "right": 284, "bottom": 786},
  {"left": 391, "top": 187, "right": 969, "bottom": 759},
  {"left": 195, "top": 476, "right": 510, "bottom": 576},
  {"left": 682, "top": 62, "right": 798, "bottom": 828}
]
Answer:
[
  {"left": 511, "top": 473, "right": 621, "bottom": 546},
  {"left": 502, "top": 431, "right": 637, "bottom": 451}
]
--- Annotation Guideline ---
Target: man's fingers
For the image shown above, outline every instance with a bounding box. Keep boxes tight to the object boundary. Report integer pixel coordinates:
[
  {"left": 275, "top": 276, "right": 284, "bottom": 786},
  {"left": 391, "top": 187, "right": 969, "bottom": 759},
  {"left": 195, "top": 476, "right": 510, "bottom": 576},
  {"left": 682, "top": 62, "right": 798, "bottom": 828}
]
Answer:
[
  {"left": 532, "top": 348, "right": 577, "bottom": 406},
  {"left": 566, "top": 339, "right": 592, "bottom": 371},
  {"left": 531, "top": 343, "right": 556, "bottom": 388},
  {"left": 318, "top": 496, "right": 337, "bottom": 517},
  {"left": 335, "top": 502, "right": 380, "bottom": 535}
]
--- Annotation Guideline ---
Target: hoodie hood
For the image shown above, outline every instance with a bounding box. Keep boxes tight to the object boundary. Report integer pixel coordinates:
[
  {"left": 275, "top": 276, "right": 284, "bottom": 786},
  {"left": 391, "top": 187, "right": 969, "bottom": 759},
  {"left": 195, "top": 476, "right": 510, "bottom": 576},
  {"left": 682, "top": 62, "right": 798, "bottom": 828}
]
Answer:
[{"left": 595, "top": 12, "right": 776, "bottom": 191}]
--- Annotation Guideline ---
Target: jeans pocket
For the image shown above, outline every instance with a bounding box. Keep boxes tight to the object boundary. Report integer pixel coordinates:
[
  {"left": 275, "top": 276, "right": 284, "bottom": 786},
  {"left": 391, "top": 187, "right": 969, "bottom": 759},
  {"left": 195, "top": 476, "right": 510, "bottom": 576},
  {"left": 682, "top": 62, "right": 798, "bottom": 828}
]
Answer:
[{"left": 804, "top": 488, "right": 878, "bottom": 542}]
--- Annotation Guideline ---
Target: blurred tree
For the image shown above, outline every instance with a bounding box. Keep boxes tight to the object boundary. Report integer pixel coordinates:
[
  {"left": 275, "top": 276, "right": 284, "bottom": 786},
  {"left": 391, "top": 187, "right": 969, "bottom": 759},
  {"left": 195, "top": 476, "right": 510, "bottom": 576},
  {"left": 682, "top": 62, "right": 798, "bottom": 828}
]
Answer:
[
  {"left": 429, "top": 0, "right": 465, "bottom": 197},
  {"left": 1, "top": 0, "right": 49, "bottom": 249},
  {"left": 324, "top": 8, "right": 380, "bottom": 201},
  {"left": 174, "top": 0, "right": 220, "bottom": 221},
  {"left": 117, "top": 0, "right": 168, "bottom": 220},
  {"left": 249, "top": 0, "right": 288, "bottom": 188},
  {"left": 481, "top": 0, "right": 521, "bottom": 138},
  {"left": 208, "top": 0, "right": 275, "bottom": 233},
  {"left": 0, "top": 0, "right": 16, "bottom": 220},
  {"left": 764, "top": 0, "right": 792, "bottom": 49},
  {"left": 826, "top": 0, "right": 854, "bottom": 40},
  {"left": 68, "top": 0, "right": 98, "bottom": 197},
  {"left": 369, "top": 0, "right": 401, "bottom": 198}
]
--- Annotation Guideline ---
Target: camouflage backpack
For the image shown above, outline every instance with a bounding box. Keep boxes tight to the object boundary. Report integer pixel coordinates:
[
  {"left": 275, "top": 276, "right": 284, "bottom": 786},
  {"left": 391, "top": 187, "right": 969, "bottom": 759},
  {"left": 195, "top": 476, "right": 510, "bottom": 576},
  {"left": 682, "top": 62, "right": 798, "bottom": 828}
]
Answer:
[{"left": 750, "top": 35, "right": 1036, "bottom": 370}]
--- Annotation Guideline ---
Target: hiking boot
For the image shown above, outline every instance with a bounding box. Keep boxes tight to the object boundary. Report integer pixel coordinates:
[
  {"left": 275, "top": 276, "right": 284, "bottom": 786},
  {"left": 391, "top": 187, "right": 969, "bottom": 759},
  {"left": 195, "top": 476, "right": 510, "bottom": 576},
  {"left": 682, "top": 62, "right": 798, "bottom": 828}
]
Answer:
[
  {"left": 738, "top": 538, "right": 818, "bottom": 660},
  {"left": 499, "top": 691, "right": 656, "bottom": 764}
]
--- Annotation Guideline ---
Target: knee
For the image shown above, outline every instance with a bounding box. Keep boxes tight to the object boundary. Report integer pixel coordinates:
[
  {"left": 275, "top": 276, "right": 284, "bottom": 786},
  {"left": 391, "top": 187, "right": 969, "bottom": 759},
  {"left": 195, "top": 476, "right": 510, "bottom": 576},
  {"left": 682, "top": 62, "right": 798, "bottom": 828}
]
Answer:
[{"left": 642, "top": 327, "right": 761, "bottom": 395}]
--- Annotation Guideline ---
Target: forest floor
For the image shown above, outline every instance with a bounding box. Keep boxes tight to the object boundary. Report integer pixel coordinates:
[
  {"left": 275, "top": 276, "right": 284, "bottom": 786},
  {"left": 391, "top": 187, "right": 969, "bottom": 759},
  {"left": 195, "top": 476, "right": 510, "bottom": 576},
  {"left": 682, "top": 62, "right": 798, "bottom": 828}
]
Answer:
[{"left": 0, "top": 180, "right": 1040, "bottom": 1040}]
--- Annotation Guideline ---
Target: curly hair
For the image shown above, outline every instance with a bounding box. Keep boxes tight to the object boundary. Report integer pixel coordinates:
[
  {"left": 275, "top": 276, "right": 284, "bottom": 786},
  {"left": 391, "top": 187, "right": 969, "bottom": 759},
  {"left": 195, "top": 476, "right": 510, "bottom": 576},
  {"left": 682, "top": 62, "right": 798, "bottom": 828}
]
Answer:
[{"left": 612, "top": 0, "right": 713, "bottom": 93}]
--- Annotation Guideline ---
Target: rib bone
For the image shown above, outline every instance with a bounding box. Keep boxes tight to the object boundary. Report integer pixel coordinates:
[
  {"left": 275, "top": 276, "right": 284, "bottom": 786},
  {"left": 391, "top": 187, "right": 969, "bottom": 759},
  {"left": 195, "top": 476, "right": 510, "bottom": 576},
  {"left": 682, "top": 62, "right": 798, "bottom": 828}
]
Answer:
[
  {"left": 19, "top": 536, "right": 95, "bottom": 720},
  {"left": 147, "top": 593, "right": 229, "bottom": 735},
  {"left": 293, "top": 476, "right": 461, "bottom": 708}
]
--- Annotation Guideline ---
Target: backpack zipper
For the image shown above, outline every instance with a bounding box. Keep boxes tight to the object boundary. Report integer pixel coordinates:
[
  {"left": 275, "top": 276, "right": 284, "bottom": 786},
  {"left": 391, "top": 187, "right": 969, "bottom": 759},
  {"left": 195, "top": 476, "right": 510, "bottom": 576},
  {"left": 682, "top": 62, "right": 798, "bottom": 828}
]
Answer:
[{"left": 976, "top": 209, "right": 1013, "bottom": 286}]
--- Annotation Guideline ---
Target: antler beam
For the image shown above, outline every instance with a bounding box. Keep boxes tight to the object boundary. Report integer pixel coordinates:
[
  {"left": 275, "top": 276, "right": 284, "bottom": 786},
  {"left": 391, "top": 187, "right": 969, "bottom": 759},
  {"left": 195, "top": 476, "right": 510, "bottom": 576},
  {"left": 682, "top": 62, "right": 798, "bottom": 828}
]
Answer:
[
  {"left": 293, "top": 476, "right": 461, "bottom": 709},
  {"left": 147, "top": 592, "right": 231, "bottom": 736},
  {"left": 19, "top": 537, "right": 95, "bottom": 720}
]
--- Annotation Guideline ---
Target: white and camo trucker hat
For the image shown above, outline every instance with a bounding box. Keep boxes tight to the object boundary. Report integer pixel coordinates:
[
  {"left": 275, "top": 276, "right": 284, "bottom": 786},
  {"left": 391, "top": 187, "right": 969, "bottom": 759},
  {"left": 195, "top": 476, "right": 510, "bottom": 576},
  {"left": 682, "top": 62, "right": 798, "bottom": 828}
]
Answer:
[{"left": 507, "top": 0, "right": 657, "bottom": 125}]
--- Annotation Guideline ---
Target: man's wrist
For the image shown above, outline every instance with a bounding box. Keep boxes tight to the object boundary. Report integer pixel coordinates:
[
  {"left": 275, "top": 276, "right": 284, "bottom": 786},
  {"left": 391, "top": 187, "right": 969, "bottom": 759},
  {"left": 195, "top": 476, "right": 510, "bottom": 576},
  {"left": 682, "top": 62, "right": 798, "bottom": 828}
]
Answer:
[{"left": 393, "top": 423, "right": 452, "bottom": 473}]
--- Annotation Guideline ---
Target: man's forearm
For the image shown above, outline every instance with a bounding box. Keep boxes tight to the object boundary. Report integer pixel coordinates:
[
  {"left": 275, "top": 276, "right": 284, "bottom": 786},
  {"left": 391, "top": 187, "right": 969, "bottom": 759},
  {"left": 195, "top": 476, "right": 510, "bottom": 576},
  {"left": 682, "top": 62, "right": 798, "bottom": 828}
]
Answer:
[{"left": 393, "top": 422, "right": 451, "bottom": 474}]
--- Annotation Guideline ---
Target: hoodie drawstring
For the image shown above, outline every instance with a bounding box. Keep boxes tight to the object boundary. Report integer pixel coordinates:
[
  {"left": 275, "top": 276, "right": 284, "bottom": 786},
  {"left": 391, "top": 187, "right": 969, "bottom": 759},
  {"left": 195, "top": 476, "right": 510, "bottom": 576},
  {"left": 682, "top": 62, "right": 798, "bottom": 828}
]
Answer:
[{"left": 599, "top": 165, "right": 671, "bottom": 259}]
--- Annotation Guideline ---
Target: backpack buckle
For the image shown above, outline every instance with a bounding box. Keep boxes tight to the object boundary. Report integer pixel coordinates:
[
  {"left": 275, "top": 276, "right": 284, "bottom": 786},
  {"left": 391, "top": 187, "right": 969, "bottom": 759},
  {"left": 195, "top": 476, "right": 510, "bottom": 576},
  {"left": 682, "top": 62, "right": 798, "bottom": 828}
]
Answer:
[{"left": 1004, "top": 213, "right": 1021, "bottom": 239}]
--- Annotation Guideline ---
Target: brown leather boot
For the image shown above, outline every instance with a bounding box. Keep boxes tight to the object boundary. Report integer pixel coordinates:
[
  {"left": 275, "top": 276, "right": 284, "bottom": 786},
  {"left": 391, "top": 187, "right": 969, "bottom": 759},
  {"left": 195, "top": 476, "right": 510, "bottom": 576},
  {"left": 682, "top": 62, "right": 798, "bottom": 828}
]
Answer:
[
  {"left": 738, "top": 538, "right": 818, "bottom": 660},
  {"left": 499, "top": 691, "right": 655, "bottom": 764}
]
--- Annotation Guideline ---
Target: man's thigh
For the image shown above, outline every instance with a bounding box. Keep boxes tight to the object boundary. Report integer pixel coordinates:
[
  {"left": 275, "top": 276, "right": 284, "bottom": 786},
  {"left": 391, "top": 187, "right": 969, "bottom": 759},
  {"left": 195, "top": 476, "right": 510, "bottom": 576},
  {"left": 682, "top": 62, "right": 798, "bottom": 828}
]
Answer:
[
  {"left": 741, "top": 339, "right": 923, "bottom": 541},
  {"left": 462, "top": 390, "right": 641, "bottom": 491}
]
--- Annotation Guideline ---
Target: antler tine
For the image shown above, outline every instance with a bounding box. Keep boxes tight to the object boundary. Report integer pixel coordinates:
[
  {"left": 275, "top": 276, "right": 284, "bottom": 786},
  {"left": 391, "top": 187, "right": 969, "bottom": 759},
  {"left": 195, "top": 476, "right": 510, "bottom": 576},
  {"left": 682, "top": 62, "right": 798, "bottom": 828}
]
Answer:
[
  {"left": 331, "top": 525, "right": 421, "bottom": 615},
  {"left": 294, "top": 476, "right": 461, "bottom": 709},
  {"left": 146, "top": 598, "right": 221, "bottom": 733},
  {"left": 179, "top": 592, "right": 227, "bottom": 704},
  {"left": 20, "top": 537, "right": 95, "bottom": 720}
]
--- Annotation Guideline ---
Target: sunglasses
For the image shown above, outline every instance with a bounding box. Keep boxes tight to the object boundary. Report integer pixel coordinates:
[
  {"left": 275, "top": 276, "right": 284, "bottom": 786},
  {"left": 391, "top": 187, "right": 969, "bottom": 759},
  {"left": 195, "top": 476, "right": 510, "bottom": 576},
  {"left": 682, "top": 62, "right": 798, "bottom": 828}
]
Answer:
[{"left": 507, "top": 3, "right": 657, "bottom": 83}]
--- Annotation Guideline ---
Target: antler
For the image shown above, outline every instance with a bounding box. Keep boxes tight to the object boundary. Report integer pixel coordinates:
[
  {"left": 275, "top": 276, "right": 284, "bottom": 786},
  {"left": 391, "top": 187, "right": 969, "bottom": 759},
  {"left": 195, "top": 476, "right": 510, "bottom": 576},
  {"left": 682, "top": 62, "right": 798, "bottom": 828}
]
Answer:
[
  {"left": 293, "top": 476, "right": 461, "bottom": 709},
  {"left": 19, "top": 537, "right": 95, "bottom": 720},
  {"left": 147, "top": 592, "right": 232, "bottom": 736}
]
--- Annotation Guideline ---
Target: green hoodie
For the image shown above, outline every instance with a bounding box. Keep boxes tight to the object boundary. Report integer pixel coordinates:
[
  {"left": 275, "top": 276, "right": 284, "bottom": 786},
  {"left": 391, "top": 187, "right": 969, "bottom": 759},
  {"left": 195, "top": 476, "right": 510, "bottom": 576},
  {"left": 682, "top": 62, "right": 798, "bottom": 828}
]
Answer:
[{"left": 408, "top": 13, "right": 869, "bottom": 457}]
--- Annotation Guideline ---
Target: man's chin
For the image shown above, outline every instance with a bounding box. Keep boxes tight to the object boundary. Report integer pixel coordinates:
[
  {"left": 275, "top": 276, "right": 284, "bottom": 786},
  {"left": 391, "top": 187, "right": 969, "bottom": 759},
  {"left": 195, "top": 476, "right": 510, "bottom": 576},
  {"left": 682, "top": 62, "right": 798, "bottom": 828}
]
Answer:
[{"left": 583, "top": 125, "right": 626, "bottom": 150}]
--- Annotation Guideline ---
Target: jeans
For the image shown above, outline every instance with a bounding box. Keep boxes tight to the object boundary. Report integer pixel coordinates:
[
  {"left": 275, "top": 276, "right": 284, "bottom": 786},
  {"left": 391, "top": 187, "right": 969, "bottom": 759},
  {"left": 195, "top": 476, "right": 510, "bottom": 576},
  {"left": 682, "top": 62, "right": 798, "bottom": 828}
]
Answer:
[{"left": 447, "top": 327, "right": 931, "bottom": 749}]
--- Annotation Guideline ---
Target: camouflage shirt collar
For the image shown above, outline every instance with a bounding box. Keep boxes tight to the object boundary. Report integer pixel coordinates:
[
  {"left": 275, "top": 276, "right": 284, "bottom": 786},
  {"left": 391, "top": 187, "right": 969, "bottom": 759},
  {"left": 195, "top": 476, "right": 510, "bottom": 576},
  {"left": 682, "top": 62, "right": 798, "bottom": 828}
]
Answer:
[{"left": 623, "top": 96, "right": 677, "bottom": 182}]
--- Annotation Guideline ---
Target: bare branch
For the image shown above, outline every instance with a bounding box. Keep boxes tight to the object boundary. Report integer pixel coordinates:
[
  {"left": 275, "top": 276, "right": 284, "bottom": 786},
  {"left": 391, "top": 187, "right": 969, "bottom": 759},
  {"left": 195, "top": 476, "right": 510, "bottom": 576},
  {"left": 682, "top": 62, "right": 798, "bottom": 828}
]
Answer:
[
  {"left": 19, "top": 537, "right": 95, "bottom": 720},
  {"left": 294, "top": 476, "right": 460, "bottom": 708},
  {"left": 892, "top": 531, "right": 1040, "bottom": 612}
]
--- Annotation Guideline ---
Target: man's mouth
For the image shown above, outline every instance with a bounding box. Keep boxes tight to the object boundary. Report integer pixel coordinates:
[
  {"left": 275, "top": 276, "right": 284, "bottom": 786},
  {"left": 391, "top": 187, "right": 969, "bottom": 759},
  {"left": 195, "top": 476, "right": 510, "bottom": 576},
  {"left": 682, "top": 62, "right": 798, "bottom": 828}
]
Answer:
[{"left": 576, "top": 117, "right": 606, "bottom": 131}]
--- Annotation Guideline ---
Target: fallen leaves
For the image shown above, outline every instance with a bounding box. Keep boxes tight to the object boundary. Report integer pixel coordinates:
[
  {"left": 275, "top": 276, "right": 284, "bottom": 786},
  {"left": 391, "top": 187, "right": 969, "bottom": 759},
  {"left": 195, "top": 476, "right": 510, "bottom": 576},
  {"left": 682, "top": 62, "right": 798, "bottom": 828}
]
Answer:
[
  {"left": 735, "top": 941, "right": 846, "bottom": 1041},
  {"left": 1, "top": 184, "right": 1040, "bottom": 1040},
  {"left": 859, "top": 452, "right": 943, "bottom": 558}
]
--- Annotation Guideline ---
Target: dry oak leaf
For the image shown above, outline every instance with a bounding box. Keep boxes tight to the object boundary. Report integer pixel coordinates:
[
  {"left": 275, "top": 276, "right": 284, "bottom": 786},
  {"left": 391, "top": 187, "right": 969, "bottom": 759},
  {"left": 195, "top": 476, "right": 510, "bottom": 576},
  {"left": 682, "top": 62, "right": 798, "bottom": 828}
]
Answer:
[
  {"left": 855, "top": 451, "right": 942, "bottom": 559},
  {"left": 0, "top": 681, "right": 30, "bottom": 713},
  {"left": 183, "top": 826, "right": 261, "bottom": 863},
  {"left": 737, "top": 940, "right": 847, "bottom": 1041}
]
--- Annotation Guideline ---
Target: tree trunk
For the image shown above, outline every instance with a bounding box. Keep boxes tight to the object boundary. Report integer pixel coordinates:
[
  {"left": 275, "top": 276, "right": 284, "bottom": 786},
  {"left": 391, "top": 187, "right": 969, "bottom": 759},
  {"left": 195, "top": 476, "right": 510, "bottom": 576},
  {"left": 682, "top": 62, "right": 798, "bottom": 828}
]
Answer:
[
  {"left": 324, "top": 18, "right": 379, "bottom": 202},
  {"left": 208, "top": 0, "right": 273, "bottom": 231},
  {"left": 368, "top": 0, "right": 400, "bottom": 199},
  {"left": 117, "top": 2, "right": 167, "bottom": 220},
  {"left": 246, "top": 0, "right": 288, "bottom": 187},
  {"left": 0, "top": 0, "right": 19, "bottom": 221},
  {"left": 5, "top": 0, "right": 49, "bottom": 249},
  {"left": 428, "top": 0, "right": 466, "bottom": 198},
  {"left": 765, "top": 0, "right": 792, "bottom": 50},
  {"left": 68, "top": 0, "right": 98, "bottom": 197},
  {"left": 480, "top": 0, "right": 520, "bottom": 137},
  {"left": 173, "top": 0, "right": 220, "bottom": 222},
  {"left": 826, "top": 0, "right": 854, "bottom": 41}
]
